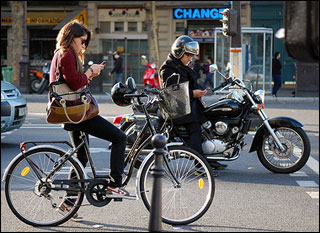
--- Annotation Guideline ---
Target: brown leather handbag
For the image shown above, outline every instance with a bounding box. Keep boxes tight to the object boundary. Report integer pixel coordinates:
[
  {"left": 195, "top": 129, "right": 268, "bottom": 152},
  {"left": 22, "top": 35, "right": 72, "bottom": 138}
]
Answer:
[{"left": 46, "top": 52, "right": 99, "bottom": 124}]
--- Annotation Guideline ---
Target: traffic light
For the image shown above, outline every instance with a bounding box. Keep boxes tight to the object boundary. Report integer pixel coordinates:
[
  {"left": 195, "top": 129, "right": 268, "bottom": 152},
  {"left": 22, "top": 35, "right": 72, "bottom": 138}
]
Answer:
[{"left": 220, "top": 8, "right": 237, "bottom": 37}]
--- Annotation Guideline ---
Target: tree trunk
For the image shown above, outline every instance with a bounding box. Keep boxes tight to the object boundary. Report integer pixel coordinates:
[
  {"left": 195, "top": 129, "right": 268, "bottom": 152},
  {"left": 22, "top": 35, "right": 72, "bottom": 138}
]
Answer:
[
  {"left": 10, "top": 1, "right": 24, "bottom": 88},
  {"left": 145, "top": 1, "right": 160, "bottom": 68}
]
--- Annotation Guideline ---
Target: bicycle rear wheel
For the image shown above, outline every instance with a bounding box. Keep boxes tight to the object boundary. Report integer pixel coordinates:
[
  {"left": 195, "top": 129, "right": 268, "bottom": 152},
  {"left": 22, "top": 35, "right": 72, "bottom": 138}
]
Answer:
[
  {"left": 4, "top": 147, "right": 85, "bottom": 226},
  {"left": 139, "top": 146, "right": 215, "bottom": 225}
]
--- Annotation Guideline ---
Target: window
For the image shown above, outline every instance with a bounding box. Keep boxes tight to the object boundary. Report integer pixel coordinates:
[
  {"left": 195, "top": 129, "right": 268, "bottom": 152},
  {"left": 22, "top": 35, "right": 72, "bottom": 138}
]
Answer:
[
  {"left": 142, "top": 22, "right": 147, "bottom": 32},
  {"left": 100, "top": 22, "right": 111, "bottom": 33},
  {"left": 114, "top": 22, "right": 124, "bottom": 32},
  {"left": 128, "top": 22, "right": 137, "bottom": 32},
  {"left": 175, "top": 22, "right": 185, "bottom": 32}
]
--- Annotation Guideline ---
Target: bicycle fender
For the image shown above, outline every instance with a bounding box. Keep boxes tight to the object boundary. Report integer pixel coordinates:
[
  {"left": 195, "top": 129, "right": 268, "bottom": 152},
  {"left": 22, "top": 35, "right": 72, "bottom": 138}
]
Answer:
[
  {"left": 249, "top": 117, "right": 304, "bottom": 153},
  {"left": 135, "top": 142, "right": 184, "bottom": 199},
  {"left": 2, "top": 145, "right": 87, "bottom": 183}
]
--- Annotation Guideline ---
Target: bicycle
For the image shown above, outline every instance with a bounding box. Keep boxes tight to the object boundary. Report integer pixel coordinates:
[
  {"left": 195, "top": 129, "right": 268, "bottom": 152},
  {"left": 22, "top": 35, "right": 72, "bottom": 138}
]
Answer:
[{"left": 2, "top": 85, "right": 215, "bottom": 227}]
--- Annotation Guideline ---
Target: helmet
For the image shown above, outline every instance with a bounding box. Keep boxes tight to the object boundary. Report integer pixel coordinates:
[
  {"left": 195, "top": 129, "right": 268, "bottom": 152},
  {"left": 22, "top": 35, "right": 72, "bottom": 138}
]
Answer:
[
  {"left": 111, "top": 82, "right": 132, "bottom": 106},
  {"left": 171, "top": 35, "right": 199, "bottom": 59}
]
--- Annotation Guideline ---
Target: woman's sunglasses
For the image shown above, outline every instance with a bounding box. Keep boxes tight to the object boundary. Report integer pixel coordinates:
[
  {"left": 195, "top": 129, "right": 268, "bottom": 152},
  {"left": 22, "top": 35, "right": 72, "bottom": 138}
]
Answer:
[{"left": 80, "top": 38, "right": 87, "bottom": 46}]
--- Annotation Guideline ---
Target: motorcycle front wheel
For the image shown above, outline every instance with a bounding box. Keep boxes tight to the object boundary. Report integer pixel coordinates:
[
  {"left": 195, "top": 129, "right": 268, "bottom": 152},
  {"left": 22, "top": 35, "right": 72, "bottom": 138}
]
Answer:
[{"left": 257, "top": 126, "right": 311, "bottom": 173}]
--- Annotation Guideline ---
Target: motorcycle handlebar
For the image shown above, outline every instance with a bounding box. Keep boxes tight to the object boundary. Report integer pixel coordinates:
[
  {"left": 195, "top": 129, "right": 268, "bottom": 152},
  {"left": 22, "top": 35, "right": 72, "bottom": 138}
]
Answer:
[
  {"left": 144, "top": 86, "right": 160, "bottom": 95},
  {"left": 211, "top": 78, "right": 233, "bottom": 93}
]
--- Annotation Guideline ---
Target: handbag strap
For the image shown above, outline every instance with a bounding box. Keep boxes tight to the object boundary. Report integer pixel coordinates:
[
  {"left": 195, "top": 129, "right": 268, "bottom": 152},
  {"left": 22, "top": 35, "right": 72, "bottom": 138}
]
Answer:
[
  {"left": 164, "top": 73, "right": 180, "bottom": 88},
  {"left": 55, "top": 51, "right": 61, "bottom": 81},
  {"left": 59, "top": 95, "right": 89, "bottom": 124}
]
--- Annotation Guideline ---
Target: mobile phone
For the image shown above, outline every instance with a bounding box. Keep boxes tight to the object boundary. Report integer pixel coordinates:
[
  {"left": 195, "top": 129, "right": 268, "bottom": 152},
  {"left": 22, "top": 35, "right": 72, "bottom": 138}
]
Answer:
[{"left": 100, "top": 61, "right": 106, "bottom": 65}]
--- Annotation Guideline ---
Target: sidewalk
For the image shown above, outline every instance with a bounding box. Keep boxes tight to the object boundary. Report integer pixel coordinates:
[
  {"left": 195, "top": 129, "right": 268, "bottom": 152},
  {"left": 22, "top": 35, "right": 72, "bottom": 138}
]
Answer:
[{"left": 23, "top": 85, "right": 319, "bottom": 104}]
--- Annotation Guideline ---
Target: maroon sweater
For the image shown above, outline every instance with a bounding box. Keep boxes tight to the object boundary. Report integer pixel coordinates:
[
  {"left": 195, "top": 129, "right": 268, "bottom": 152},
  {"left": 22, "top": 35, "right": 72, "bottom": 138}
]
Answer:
[{"left": 50, "top": 49, "right": 88, "bottom": 91}]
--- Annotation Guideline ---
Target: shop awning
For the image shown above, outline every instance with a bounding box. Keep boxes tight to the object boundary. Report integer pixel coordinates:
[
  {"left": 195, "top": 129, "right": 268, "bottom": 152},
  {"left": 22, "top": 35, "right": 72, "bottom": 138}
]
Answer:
[{"left": 53, "top": 9, "right": 87, "bottom": 30}]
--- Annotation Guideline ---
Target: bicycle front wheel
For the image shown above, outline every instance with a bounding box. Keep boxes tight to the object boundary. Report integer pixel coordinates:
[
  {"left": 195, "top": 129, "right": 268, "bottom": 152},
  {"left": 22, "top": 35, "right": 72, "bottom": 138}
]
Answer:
[
  {"left": 4, "top": 147, "right": 85, "bottom": 226},
  {"left": 139, "top": 146, "right": 215, "bottom": 225}
]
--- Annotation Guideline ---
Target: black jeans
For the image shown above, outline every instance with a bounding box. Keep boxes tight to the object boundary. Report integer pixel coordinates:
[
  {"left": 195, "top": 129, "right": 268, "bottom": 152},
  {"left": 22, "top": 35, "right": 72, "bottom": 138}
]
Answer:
[
  {"left": 185, "top": 122, "right": 203, "bottom": 155},
  {"left": 66, "top": 115, "right": 127, "bottom": 187}
]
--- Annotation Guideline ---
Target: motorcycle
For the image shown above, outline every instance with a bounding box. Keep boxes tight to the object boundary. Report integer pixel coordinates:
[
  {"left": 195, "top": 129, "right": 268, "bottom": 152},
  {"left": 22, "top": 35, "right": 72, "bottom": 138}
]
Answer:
[
  {"left": 29, "top": 62, "right": 50, "bottom": 94},
  {"left": 141, "top": 55, "right": 160, "bottom": 89},
  {"left": 113, "top": 64, "right": 311, "bottom": 173}
]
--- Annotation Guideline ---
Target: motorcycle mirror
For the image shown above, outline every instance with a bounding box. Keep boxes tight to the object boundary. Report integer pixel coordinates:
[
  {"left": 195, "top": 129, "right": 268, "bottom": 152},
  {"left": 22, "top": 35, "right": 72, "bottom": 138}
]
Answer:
[
  {"left": 209, "top": 64, "right": 218, "bottom": 73},
  {"left": 126, "top": 77, "right": 137, "bottom": 92},
  {"left": 88, "top": 61, "right": 94, "bottom": 66}
]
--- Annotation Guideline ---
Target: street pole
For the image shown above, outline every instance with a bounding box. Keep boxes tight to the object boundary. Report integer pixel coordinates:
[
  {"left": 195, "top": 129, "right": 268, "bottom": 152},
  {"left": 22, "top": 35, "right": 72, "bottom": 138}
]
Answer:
[
  {"left": 230, "top": 1, "right": 242, "bottom": 80},
  {"left": 148, "top": 134, "right": 167, "bottom": 232}
]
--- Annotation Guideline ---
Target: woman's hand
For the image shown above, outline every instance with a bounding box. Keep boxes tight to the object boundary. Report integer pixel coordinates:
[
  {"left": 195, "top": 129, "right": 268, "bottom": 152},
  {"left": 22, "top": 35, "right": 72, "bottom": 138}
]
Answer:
[
  {"left": 86, "top": 64, "right": 105, "bottom": 81},
  {"left": 193, "top": 89, "right": 207, "bottom": 98}
]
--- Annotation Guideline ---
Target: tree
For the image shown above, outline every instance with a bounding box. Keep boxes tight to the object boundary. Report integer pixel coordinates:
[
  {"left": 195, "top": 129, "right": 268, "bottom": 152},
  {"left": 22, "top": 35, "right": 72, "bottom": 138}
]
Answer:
[{"left": 145, "top": 1, "right": 160, "bottom": 68}]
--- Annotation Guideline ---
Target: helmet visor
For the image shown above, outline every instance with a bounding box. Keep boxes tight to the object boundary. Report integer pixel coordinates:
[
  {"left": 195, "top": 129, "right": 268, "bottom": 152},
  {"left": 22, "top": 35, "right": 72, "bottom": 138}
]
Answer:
[{"left": 185, "top": 41, "right": 199, "bottom": 55}]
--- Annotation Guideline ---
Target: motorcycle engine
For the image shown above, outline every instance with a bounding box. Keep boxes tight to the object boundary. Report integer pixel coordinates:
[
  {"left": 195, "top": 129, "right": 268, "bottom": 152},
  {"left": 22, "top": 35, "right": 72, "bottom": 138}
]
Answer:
[
  {"left": 214, "top": 121, "right": 228, "bottom": 135},
  {"left": 202, "top": 139, "right": 229, "bottom": 154}
]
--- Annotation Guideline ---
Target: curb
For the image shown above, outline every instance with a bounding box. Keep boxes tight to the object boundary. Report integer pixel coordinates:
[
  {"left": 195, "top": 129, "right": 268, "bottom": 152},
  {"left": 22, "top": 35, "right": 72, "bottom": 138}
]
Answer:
[{"left": 23, "top": 94, "right": 319, "bottom": 104}]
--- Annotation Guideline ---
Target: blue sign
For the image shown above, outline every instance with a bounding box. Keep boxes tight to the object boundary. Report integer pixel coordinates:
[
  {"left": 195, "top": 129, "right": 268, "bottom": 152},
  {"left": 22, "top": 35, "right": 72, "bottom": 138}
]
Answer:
[{"left": 173, "top": 8, "right": 226, "bottom": 19}]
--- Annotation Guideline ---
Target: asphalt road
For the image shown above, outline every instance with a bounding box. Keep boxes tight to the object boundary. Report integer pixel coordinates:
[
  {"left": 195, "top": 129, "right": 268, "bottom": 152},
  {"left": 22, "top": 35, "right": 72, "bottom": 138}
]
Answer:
[{"left": 1, "top": 101, "right": 319, "bottom": 232}]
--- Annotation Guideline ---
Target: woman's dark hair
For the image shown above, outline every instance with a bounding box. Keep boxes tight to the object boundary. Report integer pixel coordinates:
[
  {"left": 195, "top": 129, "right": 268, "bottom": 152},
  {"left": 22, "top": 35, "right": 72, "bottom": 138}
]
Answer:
[
  {"left": 207, "top": 57, "right": 213, "bottom": 63},
  {"left": 274, "top": 52, "right": 280, "bottom": 58},
  {"left": 56, "top": 20, "right": 92, "bottom": 62}
]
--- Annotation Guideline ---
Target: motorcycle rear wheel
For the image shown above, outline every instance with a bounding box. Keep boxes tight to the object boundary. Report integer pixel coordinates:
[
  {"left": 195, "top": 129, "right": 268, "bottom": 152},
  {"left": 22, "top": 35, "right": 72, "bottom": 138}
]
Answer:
[{"left": 257, "top": 126, "right": 311, "bottom": 173}]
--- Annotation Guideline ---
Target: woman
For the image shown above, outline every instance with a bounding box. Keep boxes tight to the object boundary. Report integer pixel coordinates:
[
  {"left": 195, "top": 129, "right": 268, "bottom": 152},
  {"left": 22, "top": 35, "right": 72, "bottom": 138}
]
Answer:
[{"left": 50, "top": 20, "right": 132, "bottom": 218}]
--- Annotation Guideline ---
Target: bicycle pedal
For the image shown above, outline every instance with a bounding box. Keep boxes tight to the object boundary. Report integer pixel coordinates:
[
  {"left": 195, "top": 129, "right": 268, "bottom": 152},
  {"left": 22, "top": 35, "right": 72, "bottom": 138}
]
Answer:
[{"left": 114, "top": 198, "right": 123, "bottom": 202}]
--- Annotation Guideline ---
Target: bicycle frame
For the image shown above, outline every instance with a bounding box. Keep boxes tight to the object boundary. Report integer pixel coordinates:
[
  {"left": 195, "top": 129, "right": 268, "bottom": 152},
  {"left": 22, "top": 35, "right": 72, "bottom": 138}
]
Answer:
[{"left": 13, "top": 95, "right": 181, "bottom": 197}]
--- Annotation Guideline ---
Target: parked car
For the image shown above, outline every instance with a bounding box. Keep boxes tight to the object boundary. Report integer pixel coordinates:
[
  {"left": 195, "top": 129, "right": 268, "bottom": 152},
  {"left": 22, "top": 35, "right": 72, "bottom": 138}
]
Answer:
[{"left": 1, "top": 81, "right": 27, "bottom": 133}]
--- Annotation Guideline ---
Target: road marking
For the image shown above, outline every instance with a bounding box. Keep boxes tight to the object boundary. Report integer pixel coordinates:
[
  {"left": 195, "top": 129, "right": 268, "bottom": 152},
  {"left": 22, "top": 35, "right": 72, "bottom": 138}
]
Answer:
[
  {"left": 290, "top": 171, "right": 308, "bottom": 177},
  {"left": 296, "top": 181, "right": 319, "bottom": 188},
  {"left": 306, "top": 192, "right": 319, "bottom": 199},
  {"left": 306, "top": 156, "right": 319, "bottom": 174},
  {"left": 90, "top": 148, "right": 110, "bottom": 153}
]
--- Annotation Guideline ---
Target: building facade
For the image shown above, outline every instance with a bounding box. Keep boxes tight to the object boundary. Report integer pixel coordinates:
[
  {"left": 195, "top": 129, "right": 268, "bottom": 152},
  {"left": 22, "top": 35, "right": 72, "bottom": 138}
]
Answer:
[{"left": 3, "top": 1, "right": 315, "bottom": 96}]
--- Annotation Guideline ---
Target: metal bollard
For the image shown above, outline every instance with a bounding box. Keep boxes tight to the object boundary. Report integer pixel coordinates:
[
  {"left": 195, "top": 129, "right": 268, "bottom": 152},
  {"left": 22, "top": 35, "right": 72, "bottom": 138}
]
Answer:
[{"left": 148, "top": 134, "right": 167, "bottom": 232}]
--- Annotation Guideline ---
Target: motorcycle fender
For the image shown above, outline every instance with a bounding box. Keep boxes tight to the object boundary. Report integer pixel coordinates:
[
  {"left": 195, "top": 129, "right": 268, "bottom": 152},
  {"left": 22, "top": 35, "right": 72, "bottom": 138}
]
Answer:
[
  {"left": 135, "top": 142, "right": 183, "bottom": 199},
  {"left": 249, "top": 117, "right": 304, "bottom": 153},
  {"left": 2, "top": 145, "right": 88, "bottom": 183}
]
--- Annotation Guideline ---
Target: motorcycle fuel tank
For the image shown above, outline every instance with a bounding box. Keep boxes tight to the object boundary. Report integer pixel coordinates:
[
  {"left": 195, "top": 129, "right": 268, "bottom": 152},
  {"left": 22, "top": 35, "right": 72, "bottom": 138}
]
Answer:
[{"left": 204, "top": 99, "right": 243, "bottom": 118}]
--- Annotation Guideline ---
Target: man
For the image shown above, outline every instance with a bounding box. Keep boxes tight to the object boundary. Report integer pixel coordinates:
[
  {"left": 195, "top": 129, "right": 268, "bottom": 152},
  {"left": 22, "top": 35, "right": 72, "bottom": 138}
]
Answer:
[
  {"left": 193, "top": 54, "right": 202, "bottom": 80},
  {"left": 272, "top": 52, "right": 282, "bottom": 97},
  {"left": 108, "top": 51, "right": 123, "bottom": 84},
  {"left": 159, "top": 35, "right": 227, "bottom": 171}
]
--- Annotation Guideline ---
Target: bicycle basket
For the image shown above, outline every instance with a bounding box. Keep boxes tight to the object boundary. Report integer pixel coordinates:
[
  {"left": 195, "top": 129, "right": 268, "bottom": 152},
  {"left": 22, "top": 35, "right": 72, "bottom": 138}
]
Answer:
[{"left": 159, "top": 76, "right": 191, "bottom": 119}]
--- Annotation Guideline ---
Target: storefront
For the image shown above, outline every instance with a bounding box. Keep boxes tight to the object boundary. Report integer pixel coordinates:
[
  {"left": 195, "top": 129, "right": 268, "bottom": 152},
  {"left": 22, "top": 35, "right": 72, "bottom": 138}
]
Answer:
[
  {"left": 97, "top": 7, "right": 149, "bottom": 85},
  {"left": 1, "top": 6, "right": 87, "bottom": 68}
]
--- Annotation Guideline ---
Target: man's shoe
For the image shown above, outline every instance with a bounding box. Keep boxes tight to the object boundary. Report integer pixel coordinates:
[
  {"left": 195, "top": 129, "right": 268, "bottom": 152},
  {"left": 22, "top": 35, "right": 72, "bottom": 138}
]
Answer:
[
  {"left": 210, "top": 161, "right": 228, "bottom": 170},
  {"left": 57, "top": 202, "right": 82, "bottom": 221},
  {"left": 106, "top": 186, "right": 136, "bottom": 200}
]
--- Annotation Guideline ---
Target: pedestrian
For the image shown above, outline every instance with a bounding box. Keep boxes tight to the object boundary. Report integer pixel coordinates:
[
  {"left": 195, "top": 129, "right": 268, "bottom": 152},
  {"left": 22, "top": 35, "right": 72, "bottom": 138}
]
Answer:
[
  {"left": 159, "top": 35, "right": 227, "bottom": 173},
  {"left": 49, "top": 20, "right": 133, "bottom": 219},
  {"left": 108, "top": 51, "right": 123, "bottom": 84},
  {"left": 272, "top": 52, "right": 282, "bottom": 97},
  {"left": 202, "top": 57, "right": 214, "bottom": 90},
  {"left": 193, "top": 54, "right": 202, "bottom": 80}
]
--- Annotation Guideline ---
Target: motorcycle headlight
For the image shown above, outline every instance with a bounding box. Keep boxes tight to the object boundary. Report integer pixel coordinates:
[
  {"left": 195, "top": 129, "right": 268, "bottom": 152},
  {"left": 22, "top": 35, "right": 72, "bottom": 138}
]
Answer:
[{"left": 254, "top": 90, "right": 265, "bottom": 104}]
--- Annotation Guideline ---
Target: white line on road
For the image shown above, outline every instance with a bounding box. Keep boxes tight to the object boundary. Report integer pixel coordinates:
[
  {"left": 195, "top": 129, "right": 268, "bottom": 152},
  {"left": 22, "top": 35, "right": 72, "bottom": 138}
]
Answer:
[
  {"left": 296, "top": 181, "right": 319, "bottom": 188},
  {"left": 290, "top": 171, "right": 309, "bottom": 177},
  {"left": 306, "top": 192, "right": 319, "bottom": 199},
  {"left": 306, "top": 156, "right": 319, "bottom": 174}
]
